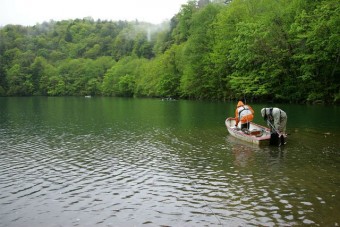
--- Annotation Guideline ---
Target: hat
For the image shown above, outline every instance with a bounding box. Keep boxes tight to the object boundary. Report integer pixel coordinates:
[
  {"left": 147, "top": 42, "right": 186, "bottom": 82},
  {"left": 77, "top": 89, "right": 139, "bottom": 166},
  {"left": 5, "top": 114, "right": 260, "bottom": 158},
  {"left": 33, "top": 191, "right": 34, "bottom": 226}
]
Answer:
[{"left": 261, "top": 108, "right": 265, "bottom": 118}]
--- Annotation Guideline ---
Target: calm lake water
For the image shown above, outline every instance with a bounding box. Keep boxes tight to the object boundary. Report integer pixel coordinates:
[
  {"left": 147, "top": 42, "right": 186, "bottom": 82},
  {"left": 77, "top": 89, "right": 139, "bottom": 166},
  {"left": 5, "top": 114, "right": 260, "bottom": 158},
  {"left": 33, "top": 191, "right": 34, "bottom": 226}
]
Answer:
[{"left": 0, "top": 97, "right": 339, "bottom": 227}]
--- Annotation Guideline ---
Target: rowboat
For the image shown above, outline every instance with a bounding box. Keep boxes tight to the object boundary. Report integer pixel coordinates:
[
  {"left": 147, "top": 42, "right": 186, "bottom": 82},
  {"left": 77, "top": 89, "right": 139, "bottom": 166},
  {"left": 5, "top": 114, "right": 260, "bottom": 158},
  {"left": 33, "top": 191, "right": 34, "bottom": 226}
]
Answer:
[{"left": 225, "top": 117, "right": 271, "bottom": 145}]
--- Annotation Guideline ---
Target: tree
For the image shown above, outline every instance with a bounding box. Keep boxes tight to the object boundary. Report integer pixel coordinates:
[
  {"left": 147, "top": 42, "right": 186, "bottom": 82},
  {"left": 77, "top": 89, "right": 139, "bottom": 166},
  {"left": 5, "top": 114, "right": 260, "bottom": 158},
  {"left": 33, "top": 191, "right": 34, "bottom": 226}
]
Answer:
[
  {"left": 171, "top": 0, "right": 198, "bottom": 44},
  {"left": 133, "top": 31, "right": 154, "bottom": 59},
  {"left": 39, "top": 63, "right": 58, "bottom": 95},
  {"left": 30, "top": 56, "right": 47, "bottom": 94},
  {"left": 112, "top": 26, "right": 135, "bottom": 60},
  {"left": 6, "top": 64, "right": 33, "bottom": 96},
  {"left": 179, "top": 3, "right": 221, "bottom": 99},
  {"left": 0, "top": 1, "right": 338, "bottom": 103},
  {"left": 102, "top": 56, "right": 142, "bottom": 97},
  {"left": 289, "top": 0, "right": 340, "bottom": 102}
]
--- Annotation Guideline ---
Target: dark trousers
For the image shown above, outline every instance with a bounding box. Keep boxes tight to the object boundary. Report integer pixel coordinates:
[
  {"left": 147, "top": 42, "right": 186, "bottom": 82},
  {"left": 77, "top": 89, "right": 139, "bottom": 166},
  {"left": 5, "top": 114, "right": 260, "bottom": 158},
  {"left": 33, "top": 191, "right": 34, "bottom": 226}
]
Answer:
[{"left": 241, "top": 122, "right": 250, "bottom": 130}]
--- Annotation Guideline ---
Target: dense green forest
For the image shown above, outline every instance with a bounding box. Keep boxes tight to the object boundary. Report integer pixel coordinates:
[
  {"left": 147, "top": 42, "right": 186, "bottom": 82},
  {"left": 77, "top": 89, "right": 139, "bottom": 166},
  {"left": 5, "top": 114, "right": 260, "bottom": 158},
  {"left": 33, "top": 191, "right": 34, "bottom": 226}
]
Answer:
[{"left": 0, "top": 0, "right": 339, "bottom": 103}]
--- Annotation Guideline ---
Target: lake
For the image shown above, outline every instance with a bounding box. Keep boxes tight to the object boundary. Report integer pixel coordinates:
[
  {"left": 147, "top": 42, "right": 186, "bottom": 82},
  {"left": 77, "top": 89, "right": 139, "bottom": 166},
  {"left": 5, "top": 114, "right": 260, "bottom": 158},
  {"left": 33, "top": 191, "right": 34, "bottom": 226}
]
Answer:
[{"left": 0, "top": 97, "right": 339, "bottom": 226}]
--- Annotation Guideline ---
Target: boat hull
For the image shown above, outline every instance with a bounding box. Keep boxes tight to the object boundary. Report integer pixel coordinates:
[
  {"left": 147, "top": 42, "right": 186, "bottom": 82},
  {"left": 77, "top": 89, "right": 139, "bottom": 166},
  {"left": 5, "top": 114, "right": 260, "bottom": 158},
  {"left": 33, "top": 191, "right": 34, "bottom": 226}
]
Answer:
[{"left": 225, "top": 118, "right": 271, "bottom": 145}]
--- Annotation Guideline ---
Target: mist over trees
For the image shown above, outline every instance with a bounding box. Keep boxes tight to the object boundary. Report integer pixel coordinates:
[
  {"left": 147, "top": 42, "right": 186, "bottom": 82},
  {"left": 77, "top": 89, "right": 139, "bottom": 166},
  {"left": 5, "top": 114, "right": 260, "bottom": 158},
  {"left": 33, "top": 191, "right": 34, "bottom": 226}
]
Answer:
[{"left": 0, "top": 0, "right": 339, "bottom": 103}]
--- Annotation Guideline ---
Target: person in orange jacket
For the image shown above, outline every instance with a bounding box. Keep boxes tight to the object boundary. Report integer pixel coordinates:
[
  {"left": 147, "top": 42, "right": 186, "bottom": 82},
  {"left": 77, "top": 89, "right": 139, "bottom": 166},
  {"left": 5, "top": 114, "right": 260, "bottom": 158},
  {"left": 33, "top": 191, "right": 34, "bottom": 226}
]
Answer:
[{"left": 235, "top": 101, "right": 254, "bottom": 130}]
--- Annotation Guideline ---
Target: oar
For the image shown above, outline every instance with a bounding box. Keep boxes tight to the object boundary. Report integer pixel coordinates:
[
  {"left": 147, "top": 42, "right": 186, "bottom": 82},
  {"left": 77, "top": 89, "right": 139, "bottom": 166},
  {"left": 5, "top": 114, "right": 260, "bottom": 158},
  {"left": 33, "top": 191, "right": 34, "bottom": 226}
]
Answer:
[
  {"left": 267, "top": 120, "right": 280, "bottom": 134},
  {"left": 266, "top": 120, "right": 290, "bottom": 136},
  {"left": 267, "top": 120, "right": 287, "bottom": 146}
]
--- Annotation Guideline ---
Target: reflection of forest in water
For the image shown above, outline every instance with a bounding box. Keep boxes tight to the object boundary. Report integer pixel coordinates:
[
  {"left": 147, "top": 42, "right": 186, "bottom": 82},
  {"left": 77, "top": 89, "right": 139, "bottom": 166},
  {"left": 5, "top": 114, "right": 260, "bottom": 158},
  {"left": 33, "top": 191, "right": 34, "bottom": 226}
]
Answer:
[
  {"left": 227, "top": 135, "right": 258, "bottom": 168},
  {"left": 1, "top": 97, "right": 339, "bottom": 226},
  {"left": 227, "top": 135, "right": 287, "bottom": 169},
  {"left": 233, "top": 144, "right": 254, "bottom": 168}
]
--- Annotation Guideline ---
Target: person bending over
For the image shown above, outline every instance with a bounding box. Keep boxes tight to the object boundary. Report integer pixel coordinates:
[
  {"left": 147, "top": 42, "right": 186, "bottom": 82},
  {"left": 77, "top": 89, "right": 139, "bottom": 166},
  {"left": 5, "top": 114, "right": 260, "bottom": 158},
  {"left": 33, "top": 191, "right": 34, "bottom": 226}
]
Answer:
[
  {"left": 261, "top": 107, "right": 287, "bottom": 135},
  {"left": 235, "top": 101, "right": 254, "bottom": 130}
]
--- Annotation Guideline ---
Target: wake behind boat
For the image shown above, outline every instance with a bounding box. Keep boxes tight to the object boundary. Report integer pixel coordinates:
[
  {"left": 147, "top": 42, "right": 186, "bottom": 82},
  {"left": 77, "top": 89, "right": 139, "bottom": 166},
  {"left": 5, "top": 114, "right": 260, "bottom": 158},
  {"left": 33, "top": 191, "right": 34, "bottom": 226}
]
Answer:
[{"left": 225, "top": 117, "right": 271, "bottom": 145}]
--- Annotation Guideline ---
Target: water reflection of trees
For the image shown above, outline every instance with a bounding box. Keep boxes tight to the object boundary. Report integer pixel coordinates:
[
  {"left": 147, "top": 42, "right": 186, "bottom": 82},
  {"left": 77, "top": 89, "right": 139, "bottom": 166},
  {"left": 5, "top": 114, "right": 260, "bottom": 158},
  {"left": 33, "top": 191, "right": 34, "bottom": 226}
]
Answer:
[
  {"left": 226, "top": 135, "right": 260, "bottom": 168},
  {"left": 233, "top": 145, "right": 254, "bottom": 167},
  {"left": 226, "top": 135, "right": 287, "bottom": 168}
]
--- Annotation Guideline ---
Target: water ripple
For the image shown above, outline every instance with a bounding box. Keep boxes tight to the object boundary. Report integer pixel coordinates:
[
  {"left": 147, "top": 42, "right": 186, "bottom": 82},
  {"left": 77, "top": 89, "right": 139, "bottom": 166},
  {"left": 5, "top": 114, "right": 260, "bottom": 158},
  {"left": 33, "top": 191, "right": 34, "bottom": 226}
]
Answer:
[{"left": 0, "top": 121, "right": 339, "bottom": 226}]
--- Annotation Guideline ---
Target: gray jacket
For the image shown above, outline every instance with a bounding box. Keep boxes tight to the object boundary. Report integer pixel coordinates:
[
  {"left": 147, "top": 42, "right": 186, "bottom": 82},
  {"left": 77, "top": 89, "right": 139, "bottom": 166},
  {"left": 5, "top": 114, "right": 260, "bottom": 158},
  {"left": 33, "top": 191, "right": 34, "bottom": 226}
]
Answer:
[{"left": 261, "top": 107, "right": 287, "bottom": 133}]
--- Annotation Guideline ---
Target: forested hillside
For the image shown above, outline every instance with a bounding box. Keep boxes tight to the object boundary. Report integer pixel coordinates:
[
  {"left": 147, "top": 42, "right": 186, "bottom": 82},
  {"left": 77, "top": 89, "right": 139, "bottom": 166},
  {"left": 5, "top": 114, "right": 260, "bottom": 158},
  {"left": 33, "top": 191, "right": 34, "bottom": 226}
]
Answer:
[{"left": 0, "top": 0, "right": 339, "bottom": 103}]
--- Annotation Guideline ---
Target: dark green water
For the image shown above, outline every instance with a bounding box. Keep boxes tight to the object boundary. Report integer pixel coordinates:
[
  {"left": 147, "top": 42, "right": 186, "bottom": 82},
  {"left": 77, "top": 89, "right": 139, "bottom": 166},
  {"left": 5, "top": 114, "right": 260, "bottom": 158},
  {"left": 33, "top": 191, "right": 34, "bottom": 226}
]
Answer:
[{"left": 0, "top": 97, "right": 339, "bottom": 226}]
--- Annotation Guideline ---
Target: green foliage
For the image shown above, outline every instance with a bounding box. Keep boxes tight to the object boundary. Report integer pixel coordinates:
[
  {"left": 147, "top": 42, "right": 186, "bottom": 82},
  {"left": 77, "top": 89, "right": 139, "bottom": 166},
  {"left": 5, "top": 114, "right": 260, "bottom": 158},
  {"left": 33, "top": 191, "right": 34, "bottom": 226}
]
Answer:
[
  {"left": 102, "top": 56, "right": 142, "bottom": 97},
  {"left": 6, "top": 64, "right": 33, "bottom": 96},
  {"left": 171, "top": 1, "right": 198, "bottom": 44},
  {"left": 157, "top": 45, "right": 182, "bottom": 97},
  {"left": 289, "top": 0, "right": 340, "bottom": 102},
  {"left": 134, "top": 58, "right": 161, "bottom": 97},
  {"left": 179, "top": 3, "right": 221, "bottom": 99},
  {"left": 0, "top": 0, "right": 339, "bottom": 103}
]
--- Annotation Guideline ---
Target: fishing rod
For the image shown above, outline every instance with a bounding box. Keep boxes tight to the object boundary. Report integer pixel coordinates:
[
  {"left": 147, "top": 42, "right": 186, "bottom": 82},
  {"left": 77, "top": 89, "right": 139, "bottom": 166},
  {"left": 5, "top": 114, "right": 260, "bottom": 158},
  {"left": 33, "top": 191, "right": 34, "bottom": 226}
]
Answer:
[
  {"left": 266, "top": 120, "right": 289, "bottom": 136},
  {"left": 267, "top": 120, "right": 280, "bottom": 134},
  {"left": 266, "top": 120, "right": 287, "bottom": 146}
]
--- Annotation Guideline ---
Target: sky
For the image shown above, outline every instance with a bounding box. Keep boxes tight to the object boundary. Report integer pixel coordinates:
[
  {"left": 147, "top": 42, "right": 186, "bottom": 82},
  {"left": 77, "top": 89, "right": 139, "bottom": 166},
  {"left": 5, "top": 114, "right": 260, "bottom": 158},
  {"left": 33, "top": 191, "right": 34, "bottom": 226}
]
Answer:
[{"left": 0, "top": 0, "right": 189, "bottom": 26}]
